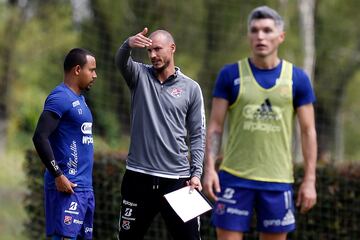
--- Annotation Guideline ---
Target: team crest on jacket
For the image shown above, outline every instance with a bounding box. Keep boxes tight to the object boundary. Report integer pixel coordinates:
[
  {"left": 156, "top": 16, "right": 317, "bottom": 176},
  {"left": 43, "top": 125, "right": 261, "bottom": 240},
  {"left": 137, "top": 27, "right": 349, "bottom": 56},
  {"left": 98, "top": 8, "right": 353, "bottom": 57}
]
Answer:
[
  {"left": 168, "top": 87, "right": 184, "bottom": 98},
  {"left": 64, "top": 215, "right": 72, "bottom": 225},
  {"left": 122, "top": 220, "right": 131, "bottom": 230}
]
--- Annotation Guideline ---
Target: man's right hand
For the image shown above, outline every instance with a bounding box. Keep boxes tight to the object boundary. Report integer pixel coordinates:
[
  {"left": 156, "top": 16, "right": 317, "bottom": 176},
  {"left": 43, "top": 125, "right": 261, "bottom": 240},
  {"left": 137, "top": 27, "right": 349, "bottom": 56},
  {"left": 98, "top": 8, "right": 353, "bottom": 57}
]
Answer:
[
  {"left": 128, "top": 27, "right": 152, "bottom": 48},
  {"left": 202, "top": 168, "right": 221, "bottom": 201},
  {"left": 55, "top": 175, "right": 77, "bottom": 194}
]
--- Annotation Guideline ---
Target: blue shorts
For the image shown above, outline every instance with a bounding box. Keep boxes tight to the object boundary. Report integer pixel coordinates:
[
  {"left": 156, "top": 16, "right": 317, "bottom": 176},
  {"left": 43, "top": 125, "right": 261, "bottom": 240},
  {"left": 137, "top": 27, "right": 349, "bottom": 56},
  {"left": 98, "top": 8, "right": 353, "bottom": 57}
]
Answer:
[
  {"left": 212, "top": 186, "right": 295, "bottom": 233},
  {"left": 45, "top": 189, "right": 95, "bottom": 239}
]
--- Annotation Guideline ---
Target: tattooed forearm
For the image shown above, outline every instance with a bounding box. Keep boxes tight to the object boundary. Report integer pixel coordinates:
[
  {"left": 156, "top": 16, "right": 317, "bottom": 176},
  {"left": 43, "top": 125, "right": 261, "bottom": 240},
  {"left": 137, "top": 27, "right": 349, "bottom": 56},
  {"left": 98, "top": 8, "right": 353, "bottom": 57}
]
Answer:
[{"left": 208, "top": 131, "right": 222, "bottom": 163}]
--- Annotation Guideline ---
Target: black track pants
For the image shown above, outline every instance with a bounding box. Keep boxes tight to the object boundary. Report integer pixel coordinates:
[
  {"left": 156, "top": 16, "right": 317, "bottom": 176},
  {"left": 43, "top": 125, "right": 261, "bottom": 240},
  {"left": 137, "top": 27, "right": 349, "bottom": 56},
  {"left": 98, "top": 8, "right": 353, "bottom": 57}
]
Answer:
[{"left": 118, "top": 170, "right": 201, "bottom": 240}]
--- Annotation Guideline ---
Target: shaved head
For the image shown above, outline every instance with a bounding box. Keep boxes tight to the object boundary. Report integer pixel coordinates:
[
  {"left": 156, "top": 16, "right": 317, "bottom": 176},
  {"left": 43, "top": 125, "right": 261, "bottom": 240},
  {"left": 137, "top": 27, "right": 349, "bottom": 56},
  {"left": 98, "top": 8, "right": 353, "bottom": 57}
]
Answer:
[
  {"left": 149, "top": 30, "right": 175, "bottom": 44},
  {"left": 146, "top": 29, "right": 176, "bottom": 75}
]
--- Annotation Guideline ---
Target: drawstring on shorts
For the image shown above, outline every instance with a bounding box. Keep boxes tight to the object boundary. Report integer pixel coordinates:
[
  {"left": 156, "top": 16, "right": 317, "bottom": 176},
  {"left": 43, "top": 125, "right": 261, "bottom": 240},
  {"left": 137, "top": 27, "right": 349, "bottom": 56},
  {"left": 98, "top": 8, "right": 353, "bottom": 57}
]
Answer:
[{"left": 152, "top": 176, "right": 160, "bottom": 190}]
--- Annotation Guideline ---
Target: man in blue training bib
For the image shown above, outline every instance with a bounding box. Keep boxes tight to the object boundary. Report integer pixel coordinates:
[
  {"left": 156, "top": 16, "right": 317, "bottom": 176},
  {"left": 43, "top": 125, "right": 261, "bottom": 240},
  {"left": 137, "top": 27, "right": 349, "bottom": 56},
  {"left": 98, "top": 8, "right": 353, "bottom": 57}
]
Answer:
[
  {"left": 33, "top": 48, "right": 97, "bottom": 240},
  {"left": 203, "top": 6, "right": 317, "bottom": 240}
]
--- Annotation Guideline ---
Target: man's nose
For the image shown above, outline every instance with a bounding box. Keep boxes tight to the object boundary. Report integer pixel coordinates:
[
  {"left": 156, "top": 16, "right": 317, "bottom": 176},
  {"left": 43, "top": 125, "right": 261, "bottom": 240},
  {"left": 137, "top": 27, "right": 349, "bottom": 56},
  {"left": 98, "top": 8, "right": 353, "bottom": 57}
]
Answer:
[{"left": 257, "top": 31, "right": 265, "bottom": 39}]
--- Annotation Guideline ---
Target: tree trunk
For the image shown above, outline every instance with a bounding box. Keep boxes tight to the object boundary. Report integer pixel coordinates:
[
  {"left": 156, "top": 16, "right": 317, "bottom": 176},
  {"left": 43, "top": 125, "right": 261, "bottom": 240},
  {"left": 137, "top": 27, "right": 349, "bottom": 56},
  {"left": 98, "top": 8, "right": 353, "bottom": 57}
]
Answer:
[
  {"left": 295, "top": 0, "right": 316, "bottom": 163},
  {"left": 298, "top": 0, "right": 316, "bottom": 81},
  {"left": 0, "top": 1, "right": 25, "bottom": 154}
]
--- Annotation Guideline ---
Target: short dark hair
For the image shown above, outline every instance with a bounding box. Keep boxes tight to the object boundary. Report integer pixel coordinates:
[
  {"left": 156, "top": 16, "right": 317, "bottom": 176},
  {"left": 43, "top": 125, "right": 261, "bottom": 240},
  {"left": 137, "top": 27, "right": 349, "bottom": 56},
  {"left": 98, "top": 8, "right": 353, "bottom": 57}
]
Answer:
[
  {"left": 63, "top": 48, "right": 95, "bottom": 72},
  {"left": 248, "top": 6, "right": 284, "bottom": 31}
]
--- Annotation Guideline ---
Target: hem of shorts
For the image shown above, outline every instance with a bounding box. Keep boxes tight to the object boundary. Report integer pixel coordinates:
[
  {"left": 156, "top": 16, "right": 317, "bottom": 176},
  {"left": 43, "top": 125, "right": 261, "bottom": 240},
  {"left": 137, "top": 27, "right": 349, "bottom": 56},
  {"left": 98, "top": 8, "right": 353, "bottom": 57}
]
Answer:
[
  {"left": 212, "top": 220, "right": 251, "bottom": 233},
  {"left": 257, "top": 226, "right": 296, "bottom": 233},
  {"left": 47, "top": 232, "right": 77, "bottom": 238}
]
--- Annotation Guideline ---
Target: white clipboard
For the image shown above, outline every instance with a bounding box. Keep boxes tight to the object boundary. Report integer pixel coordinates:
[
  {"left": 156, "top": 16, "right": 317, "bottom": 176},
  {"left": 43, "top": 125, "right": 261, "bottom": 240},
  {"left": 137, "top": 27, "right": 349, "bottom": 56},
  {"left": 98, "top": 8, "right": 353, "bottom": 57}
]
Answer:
[{"left": 164, "top": 186, "right": 213, "bottom": 222}]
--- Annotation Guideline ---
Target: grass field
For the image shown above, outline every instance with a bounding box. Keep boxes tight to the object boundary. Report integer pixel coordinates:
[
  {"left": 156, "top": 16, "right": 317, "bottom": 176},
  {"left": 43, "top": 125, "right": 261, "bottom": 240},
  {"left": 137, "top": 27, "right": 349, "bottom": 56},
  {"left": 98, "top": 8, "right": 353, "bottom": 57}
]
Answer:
[{"left": 0, "top": 151, "right": 27, "bottom": 240}]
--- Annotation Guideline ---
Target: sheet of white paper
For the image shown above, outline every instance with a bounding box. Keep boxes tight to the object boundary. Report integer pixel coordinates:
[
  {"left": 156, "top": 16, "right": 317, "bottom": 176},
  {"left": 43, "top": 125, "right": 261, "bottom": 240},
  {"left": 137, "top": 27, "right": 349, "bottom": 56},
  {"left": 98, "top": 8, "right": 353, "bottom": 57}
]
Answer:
[{"left": 164, "top": 186, "right": 212, "bottom": 222}]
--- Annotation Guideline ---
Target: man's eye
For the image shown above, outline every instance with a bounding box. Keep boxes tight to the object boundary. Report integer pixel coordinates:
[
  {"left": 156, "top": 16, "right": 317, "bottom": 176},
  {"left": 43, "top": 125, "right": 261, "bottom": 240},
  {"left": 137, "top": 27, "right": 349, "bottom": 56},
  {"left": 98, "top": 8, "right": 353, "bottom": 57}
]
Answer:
[{"left": 264, "top": 29, "right": 272, "bottom": 33}]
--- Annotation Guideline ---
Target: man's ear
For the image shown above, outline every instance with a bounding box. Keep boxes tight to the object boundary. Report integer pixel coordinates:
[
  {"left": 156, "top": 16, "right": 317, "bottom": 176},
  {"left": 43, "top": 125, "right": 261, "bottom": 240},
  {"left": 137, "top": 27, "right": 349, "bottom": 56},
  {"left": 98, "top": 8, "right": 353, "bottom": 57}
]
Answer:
[
  {"left": 171, "top": 43, "right": 176, "bottom": 53},
  {"left": 74, "top": 65, "right": 81, "bottom": 75},
  {"left": 279, "top": 31, "right": 286, "bottom": 44}
]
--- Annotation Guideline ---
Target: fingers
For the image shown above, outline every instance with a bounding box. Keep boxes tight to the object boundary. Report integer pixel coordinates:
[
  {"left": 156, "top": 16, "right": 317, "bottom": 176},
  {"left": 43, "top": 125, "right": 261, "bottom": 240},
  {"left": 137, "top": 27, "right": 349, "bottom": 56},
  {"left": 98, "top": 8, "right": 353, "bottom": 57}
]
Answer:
[
  {"left": 133, "top": 34, "right": 152, "bottom": 47},
  {"left": 56, "top": 185, "right": 74, "bottom": 194},
  {"left": 141, "top": 27, "right": 148, "bottom": 35},
  {"left": 296, "top": 180, "right": 317, "bottom": 213},
  {"left": 202, "top": 171, "right": 220, "bottom": 201},
  {"left": 189, "top": 177, "right": 202, "bottom": 191},
  {"left": 55, "top": 176, "right": 76, "bottom": 194},
  {"left": 203, "top": 182, "right": 218, "bottom": 201},
  {"left": 67, "top": 182, "right": 77, "bottom": 194},
  {"left": 296, "top": 192, "right": 317, "bottom": 214},
  {"left": 129, "top": 27, "right": 152, "bottom": 48},
  {"left": 296, "top": 192, "right": 308, "bottom": 213},
  {"left": 68, "top": 186, "right": 75, "bottom": 194},
  {"left": 299, "top": 198, "right": 316, "bottom": 213},
  {"left": 208, "top": 188, "right": 218, "bottom": 201},
  {"left": 194, "top": 182, "right": 202, "bottom": 191},
  {"left": 214, "top": 178, "right": 221, "bottom": 194}
]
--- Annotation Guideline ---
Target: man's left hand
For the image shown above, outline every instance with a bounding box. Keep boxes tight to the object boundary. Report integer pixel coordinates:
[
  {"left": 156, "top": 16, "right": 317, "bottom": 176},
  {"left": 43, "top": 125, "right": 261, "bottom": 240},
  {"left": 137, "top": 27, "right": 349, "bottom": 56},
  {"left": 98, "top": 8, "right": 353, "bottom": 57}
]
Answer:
[
  {"left": 187, "top": 176, "right": 202, "bottom": 191},
  {"left": 296, "top": 179, "right": 317, "bottom": 213}
]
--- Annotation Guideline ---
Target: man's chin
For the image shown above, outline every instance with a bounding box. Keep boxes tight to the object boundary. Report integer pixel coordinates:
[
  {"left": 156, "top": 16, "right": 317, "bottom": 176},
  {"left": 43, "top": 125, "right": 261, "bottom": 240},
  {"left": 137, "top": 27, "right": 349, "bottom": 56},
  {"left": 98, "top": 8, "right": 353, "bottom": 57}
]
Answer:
[
  {"left": 85, "top": 85, "right": 93, "bottom": 91},
  {"left": 253, "top": 49, "right": 271, "bottom": 57},
  {"left": 153, "top": 65, "right": 165, "bottom": 72}
]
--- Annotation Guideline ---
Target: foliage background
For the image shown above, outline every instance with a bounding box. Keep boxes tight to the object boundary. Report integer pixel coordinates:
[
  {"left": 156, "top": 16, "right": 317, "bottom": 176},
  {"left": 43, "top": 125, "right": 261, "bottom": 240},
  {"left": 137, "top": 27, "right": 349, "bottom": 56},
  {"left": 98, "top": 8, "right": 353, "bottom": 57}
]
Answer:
[
  {"left": 24, "top": 151, "right": 360, "bottom": 240},
  {"left": 1, "top": 0, "right": 360, "bottom": 239}
]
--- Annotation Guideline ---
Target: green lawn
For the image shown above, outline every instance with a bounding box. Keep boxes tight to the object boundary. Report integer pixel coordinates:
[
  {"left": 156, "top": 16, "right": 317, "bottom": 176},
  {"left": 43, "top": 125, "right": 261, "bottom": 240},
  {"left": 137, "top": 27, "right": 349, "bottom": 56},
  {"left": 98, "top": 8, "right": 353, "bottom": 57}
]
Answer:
[{"left": 0, "top": 151, "right": 27, "bottom": 240}]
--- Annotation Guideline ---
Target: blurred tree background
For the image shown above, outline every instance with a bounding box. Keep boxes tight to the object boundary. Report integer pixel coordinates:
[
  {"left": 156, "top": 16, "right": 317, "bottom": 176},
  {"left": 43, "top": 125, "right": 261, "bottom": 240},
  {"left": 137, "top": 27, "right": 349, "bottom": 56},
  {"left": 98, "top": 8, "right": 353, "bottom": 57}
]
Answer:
[{"left": 1, "top": 0, "right": 360, "bottom": 238}]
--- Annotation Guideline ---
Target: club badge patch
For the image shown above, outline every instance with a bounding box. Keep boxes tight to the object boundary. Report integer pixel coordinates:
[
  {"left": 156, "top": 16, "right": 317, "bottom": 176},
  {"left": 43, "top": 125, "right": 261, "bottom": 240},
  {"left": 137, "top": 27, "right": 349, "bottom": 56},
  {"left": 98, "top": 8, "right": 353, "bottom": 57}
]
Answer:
[
  {"left": 168, "top": 87, "right": 184, "bottom": 98},
  {"left": 64, "top": 215, "right": 72, "bottom": 225},
  {"left": 215, "top": 203, "right": 226, "bottom": 215},
  {"left": 122, "top": 220, "right": 131, "bottom": 230}
]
